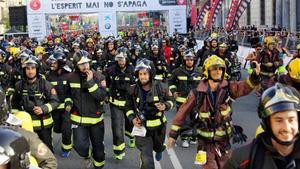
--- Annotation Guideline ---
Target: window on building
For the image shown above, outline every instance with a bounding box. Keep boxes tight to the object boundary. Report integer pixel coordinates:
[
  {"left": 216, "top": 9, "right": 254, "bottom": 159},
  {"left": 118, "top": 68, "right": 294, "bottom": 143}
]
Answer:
[{"left": 260, "top": 0, "right": 265, "bottom": 25}]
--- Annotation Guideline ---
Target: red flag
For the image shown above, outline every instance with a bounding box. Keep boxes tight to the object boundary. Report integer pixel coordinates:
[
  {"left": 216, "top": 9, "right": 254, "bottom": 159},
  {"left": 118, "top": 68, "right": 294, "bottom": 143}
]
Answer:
[
  {"left": 206, "top": 0, "right": 223, "bottom": 31},
  {"left": 232, "top": 0, "right": 252, "bottom": 28},
  {"left": 191, "top": 0, "right": 197, "bottom": 26},
  {"left": 196, "top": 0, "right": 210, "bottom": 26},
  {"left": 225, "top": 0, "right": 240, "bottom": 31}
]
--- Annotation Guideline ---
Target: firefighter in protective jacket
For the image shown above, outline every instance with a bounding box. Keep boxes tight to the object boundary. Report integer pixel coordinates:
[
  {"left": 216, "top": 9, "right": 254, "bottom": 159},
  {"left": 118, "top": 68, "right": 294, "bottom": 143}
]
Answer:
[
  {"left": 126, "top": 58, "right": 174, "bottom": 169},
  {"left": 66, "top": 50, "right": 107, "bottom": 169},
  {"left": 168, "top": 49, "right": 201, "bottom": 147},
  {"left": 46, "top": 51, "right": 73, "bottom": 157},
  {"left": 167, "top": 55, "right": 261, "bottom": 169},
  {"left": 104, "top": 51, "right": 136, "bottom": 160},
  {"left": 11, "top": 56, "right": 59, "bottom": 152}
]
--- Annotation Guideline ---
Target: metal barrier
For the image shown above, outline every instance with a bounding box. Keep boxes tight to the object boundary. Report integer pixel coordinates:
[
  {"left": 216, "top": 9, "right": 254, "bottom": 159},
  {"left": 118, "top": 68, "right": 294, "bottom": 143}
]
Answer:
[{"left": 194, "top": 29, "right": 300, "bottom": 53}]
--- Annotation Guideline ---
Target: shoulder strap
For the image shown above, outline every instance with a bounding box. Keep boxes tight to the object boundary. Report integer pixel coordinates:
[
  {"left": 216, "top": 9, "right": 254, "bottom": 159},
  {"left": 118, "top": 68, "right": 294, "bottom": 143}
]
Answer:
[{"left": 154, "top": 81, "right": 164, "bottom": 102}]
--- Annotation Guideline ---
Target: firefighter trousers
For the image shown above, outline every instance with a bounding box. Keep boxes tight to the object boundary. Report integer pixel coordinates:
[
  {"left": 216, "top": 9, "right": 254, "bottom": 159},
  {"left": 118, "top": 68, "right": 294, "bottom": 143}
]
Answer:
[
  {"left": 110, "top": 104, "right": 133, "bottom": 156},
  {"left": 73, "top": 122, "right": 105, "bottom": 169},
  {"left": 35, "top": 127, "right": 54, "bottom": 152},
  {"left": 176, "top": 103, "right": 195, "bottom": 141},
  {"left": 52, "top": 109, "right": 72, "bottom": 152},
  {"left": 135, "top": 125, "right": 166, "bottom": 169}
]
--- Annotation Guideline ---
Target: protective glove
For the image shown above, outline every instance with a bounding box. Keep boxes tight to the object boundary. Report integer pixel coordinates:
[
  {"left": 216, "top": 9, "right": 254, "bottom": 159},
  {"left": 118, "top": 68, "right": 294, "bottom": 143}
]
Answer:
[{"left": 232, "top": 125, "right": 247, "bottom": 144}]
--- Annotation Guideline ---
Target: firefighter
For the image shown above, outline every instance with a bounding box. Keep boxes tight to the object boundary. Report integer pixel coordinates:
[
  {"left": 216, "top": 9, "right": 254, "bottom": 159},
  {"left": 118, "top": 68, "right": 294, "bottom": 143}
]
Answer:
[
  {"left": 11, "top": 56, "right": 59, "bottom": 152},
  {"left": 149, "top": 44, "right": 168, "bottom": 81},
  {"left": 258, "top": 37, "right": 283, "bottom": 93},
  {"left": 168, "top": 50, "right": 201, "bottom": 148},
  {"left": 0, "top": 90, "right": 57, "bottom": 169},
  {"left": 0, "top": 127, "right": 31, "bottom": 169},
  {"left": 126, "top": 58, "right": 174, "bottom": 169},
  {"left": 85, "top": 38, "right": 96, "bottom": 58},
  {"left": 167, "top": 55, "right": 261, "bottom": 169},
  {"left": 172, "top": 44, "right": 186, "bottom": 70},
  {"left": 101, "top": 38, "right": 117, "bottom": 69},
  {"left": 104, "top": 51, "right": 136, "bottom": 160},
  {"left": 196, "top": 37, "right": 210, "bottom": 68},
  {"left": 278, "top": 58, "right": 300, "bottom": 92},
  {"left": 66, "top": 50, "right": 106, "bottom": 169},
  {"left": 227, "top": 33, "right": 238, "bottom": 52},
  {"left": 0, "top": 49, "right": 13, "bottom": 92},
  {"left": 46, "top": 51, "right": 73, "bottom": 157},
  {"left": 225, "top": 83, "right": 300, "bottom": 169}
]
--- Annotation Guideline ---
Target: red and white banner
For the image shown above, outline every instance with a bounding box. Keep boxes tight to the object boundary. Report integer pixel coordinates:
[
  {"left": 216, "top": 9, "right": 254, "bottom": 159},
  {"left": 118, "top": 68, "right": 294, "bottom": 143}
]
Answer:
[
  {"left": 225, "top": 0, "right": 240, "bottom": 31},
  {"left": 233, "top": 0, "right": 251, "bottom": 28},
  {"left": 190, "top": 0, "right": 197, "bottom": 26},
  {"left": 195, "top": 0, "right": 210, "bottom": 27},
  {"left": 205, "top": 0, "right": 223, "bottom": 31}
]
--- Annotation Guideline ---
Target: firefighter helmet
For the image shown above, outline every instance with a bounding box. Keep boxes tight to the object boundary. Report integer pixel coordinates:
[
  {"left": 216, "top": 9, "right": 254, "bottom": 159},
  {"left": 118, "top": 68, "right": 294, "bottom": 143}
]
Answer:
[
  {"left": 9, "top": 47, "right": 20, "bottom": 58},
  {"left": 183, "top": 50, "right": 194, "bottom": 60},
  {"left": 23, "top": 55, "right": 39, "bottom": 68},
  {"left": 218, "top": 43, "right": 227, "bottom": 48},
  {"left": 264, "top": 36, "right": 276, "bottom": 47},
  {"left": 35, "top": 46, "right": 45, "bottom": 56},
  {"left": 86, "top": 38, "right": 94, "bottom": 44},
  {"left": 0, "top": 127, "right": 30, "bottom": 169},
  {"left": 54, "top": 37, "right": 61, "bottom": 44},
  {"left": 258, "top": 83, "right": 299, "bottom": 119},
  {"left": 258, "top": 83, "right": 300, "bottom": 145},
  {"left": 47, "top": 51, "right": 66, "bottom": 65},
  {"left": 115, "top": 52, "right": 127, "bottom": 61},
  {"left": 203, "top": 55, "right": 226, "bottom": 79},
  {"left": 73, "top": 50, "right": 90, "bottom": 66},
  {"left": 287, "top": 58, "right": 300, "bottom": 81},
  {"left": 134, "top": 58, "right": 154, "bottom": 79}
]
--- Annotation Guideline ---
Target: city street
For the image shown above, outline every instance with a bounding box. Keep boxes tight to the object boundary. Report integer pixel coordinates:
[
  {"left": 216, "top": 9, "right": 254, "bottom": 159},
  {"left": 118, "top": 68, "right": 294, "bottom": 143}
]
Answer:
[{"left": 53, "top": 70, "right": 261, "bottom": 169}]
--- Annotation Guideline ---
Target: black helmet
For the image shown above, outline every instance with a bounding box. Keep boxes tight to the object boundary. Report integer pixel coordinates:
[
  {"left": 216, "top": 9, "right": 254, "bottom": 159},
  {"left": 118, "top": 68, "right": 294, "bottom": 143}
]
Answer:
[
  {"left": 47, "top": 51, "right": 66, "bottom": 65},
  {"left": 183, "top": 49, "right": 195, "bottom": 60},
  {"left": 134, "top": 58, "right": 155, "bottom": 79},
  {"left": 105, "top": 37, "right": 115, "bottom": 44},
  {"left": 258, "top": 83, "right": 300, "bottom": 145},
  {"left": 23, "top": 55, "right": 39, "bottom": 69},
  {"left": 73, "top": 50, "right": 90, "bottom": 66},
  {"left": 116, "top": 47, "right": 129, "bottom": 57},
  {"left": 0, "top": 127, "right": 30, "bottom": 169}
]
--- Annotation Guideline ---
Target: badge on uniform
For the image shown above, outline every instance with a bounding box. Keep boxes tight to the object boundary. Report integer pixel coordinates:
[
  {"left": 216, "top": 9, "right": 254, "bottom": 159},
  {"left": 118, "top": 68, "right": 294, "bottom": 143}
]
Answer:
[{"left": 194, "top": 150, "right": 207, "bottom": 165}]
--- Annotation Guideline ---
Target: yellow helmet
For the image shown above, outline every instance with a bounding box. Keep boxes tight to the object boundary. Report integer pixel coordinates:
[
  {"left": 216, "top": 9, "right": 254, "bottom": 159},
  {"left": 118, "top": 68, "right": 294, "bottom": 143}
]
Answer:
[
  {"left": 35, "top": 46, "right": 45, "bottom": 56},
  {"left": 9, "top": 47, "right": 20, "bottom": 57},
  {"left": 296, "top": 44, "right": 300, "bottom": 50},
  {"left": 210, "top": 32, "right": 218, "bottom": 39},
  {"left": 86, "top": 38, "right": 94, "bottom": 44},
  {"left": 54, "top": 37, "right": 61, "bottom": 44},
  {"left": 287, "top": 58, "right": 300, "bottom": 81},
  {"left": 203, "top": 55, "right": 226, "bottom": 78},
  {"left": 218, "top": 43, "right": 227, "bottom": 48},
  {"left": 264, "top": 36, "right": 275, "bottom": 46}
]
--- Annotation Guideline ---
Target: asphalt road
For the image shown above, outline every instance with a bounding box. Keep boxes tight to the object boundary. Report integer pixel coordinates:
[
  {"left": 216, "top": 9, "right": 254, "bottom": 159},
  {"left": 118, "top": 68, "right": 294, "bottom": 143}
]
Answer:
[{"left": 52, "top": 69, "right": 262, "bottom": 169}]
